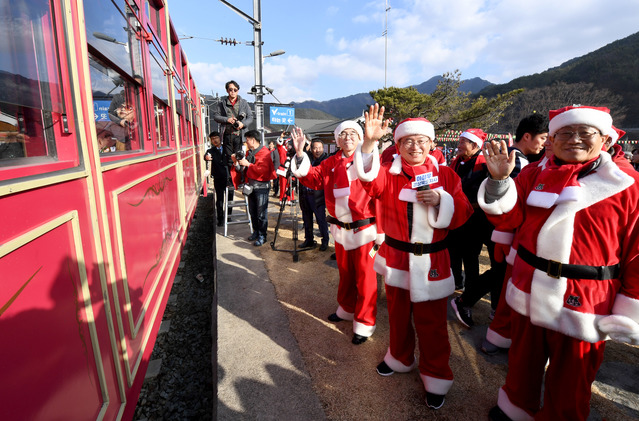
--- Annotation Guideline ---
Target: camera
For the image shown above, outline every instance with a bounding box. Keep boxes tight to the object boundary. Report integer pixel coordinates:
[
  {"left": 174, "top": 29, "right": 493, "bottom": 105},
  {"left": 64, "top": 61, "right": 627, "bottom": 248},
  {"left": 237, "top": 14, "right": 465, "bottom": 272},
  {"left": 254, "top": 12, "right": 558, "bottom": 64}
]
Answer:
[
  {"left": 232, "top": 112, "right": 246, "bottom": 130},
  {"left": 235, "top": 149, "right": 245, "bottom": 160}
]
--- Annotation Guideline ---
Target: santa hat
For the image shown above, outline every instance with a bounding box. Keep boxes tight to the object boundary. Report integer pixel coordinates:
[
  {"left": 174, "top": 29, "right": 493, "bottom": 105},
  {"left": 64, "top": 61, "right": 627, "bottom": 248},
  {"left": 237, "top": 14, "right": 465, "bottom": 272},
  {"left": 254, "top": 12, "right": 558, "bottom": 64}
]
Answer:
[
  {"left": 460, "top": 128, "right": 487, "bottom": 148},
  {"left": 608, "top": 125, "right": 626, "bottom": 146},
  {"left": 334, "top": 121, "right": 363, "bottom": 143},
  {"left": 548, "top": 105, "right": 612, "bottom": 136},
  {"left": 393, "top": 118, "right": 435, "bottom": 142}
]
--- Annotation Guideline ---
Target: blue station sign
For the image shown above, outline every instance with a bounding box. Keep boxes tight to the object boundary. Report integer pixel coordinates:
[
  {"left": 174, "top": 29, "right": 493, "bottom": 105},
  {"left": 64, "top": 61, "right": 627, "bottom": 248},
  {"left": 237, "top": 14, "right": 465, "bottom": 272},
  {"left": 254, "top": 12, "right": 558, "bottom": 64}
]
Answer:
[{"left": 269, "top": 106, "right": 295, "bottom": 125}]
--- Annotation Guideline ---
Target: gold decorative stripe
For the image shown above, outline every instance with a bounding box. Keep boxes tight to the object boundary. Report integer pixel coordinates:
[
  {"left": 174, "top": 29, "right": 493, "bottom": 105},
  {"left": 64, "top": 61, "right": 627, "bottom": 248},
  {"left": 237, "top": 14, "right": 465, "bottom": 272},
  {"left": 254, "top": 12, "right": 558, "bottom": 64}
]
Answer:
[{"left": 0, "top": 266, "right": 42, "bottom": 317}]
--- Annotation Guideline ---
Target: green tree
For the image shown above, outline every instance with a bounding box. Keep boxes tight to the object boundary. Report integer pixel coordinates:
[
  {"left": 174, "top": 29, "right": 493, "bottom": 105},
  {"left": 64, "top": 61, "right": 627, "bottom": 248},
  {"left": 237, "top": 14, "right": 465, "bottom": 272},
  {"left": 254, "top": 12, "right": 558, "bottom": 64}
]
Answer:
[{"left": 370, "top": 70, "right": 523, "bottom": 135}]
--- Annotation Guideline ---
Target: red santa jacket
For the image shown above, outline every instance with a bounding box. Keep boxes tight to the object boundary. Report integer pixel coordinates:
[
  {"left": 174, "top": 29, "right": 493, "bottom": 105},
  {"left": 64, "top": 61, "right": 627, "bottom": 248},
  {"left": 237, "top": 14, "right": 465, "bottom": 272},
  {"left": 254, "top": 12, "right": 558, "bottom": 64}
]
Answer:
[
  {"left": 478, "top": 152, "right": 639, "bottom": 344},
  {"left": 354, "top": 147, "right": 473, "bottom": 302},
  {"left": 246, "top": 146, "right": 276, "bottom": 182},
  {"left": 292, "top": 151, "right": 377, "bottom": 250}
]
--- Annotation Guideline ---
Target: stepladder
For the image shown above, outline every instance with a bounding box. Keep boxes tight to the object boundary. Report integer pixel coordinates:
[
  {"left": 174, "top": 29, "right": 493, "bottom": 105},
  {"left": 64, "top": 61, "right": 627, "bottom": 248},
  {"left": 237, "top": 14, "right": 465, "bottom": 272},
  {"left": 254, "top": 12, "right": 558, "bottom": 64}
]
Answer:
[{"left": 223, "top": 186, "right": 252, "bottom": 237}]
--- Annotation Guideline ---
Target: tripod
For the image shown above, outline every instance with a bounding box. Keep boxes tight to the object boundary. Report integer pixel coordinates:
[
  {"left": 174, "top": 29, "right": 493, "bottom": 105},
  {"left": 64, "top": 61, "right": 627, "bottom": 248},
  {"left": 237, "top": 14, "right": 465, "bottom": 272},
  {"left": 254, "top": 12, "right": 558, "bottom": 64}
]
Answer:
[{"left": 270, "top": 162, "right": 314, "bottom": 261}]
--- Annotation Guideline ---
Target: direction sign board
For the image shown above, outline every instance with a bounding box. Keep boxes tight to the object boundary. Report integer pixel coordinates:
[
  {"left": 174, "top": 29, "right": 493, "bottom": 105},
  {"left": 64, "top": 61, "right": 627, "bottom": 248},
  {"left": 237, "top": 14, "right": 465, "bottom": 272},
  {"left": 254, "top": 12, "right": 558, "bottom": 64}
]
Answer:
[{"left": 269, "top": 106, "right": 295, "bottom": 125}]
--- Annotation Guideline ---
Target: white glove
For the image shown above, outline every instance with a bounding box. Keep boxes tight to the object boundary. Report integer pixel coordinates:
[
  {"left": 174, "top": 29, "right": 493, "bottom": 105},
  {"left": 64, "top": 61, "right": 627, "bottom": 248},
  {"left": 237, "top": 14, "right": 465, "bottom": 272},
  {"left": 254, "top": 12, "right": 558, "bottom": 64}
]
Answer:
[{"left": 598, "top": 314, "right": 639, "bottom": 345}]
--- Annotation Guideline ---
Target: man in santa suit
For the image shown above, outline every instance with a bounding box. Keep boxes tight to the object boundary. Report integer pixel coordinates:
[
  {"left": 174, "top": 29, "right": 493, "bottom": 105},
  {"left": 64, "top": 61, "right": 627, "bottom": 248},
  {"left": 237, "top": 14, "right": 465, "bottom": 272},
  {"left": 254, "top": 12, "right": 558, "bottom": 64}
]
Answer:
[
  {"left": 480, "top": 105, "right": 639, "bottom": 421},
  {"left": 291, "top": 120, "right": 380, "bottom": 345},
  {"left": 355, "top": 105, "right": 473, "bottom": 410},
  {"left": 276, "top": 134, "right": 293, "bottom": 203}
]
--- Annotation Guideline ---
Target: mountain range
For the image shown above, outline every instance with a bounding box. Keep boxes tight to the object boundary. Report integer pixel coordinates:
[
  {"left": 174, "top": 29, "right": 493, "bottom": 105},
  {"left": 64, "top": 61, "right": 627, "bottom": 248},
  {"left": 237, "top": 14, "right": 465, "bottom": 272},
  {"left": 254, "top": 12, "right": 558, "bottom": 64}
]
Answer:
[{"left": 293, "top": 31, "right": 639, "bottom": 127}]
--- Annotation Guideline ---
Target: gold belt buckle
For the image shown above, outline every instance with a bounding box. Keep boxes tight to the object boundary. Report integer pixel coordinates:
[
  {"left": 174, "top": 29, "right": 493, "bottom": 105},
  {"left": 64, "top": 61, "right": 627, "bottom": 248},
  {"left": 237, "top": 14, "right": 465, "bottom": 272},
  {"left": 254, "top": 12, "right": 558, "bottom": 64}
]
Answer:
[
  {"left": 547, "top": 259, "right": 563, "bottom": 279},
  {"left": 414, "top": 242, "right": 423, "bottom": 256},
  {"left": 343, "top": 222, "right": 352, "bottom": 230}
]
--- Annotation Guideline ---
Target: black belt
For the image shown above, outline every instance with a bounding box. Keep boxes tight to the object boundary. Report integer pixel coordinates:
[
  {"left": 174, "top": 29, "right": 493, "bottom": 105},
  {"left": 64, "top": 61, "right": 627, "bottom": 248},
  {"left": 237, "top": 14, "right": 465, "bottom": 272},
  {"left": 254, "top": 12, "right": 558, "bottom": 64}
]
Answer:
[
  {"left": 517, "top": 245, "right": 620, "bottom": 280},
  {"left": 385, "top": 235, "right": 448, "bottom": 257},
  {"left": 326, "top": 215, "right": 375, "bottom": 230}
]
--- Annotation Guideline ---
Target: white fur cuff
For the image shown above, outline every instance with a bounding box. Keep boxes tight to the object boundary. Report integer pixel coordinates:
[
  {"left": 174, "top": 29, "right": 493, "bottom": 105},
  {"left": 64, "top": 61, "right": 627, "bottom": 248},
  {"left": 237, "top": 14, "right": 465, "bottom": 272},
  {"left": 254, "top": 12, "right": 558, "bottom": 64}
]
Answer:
[
  {"left": 291, "top": 154, "right": 310, "bottom": 178},
  {"left": 354, "top": 142, "right": 380, "bottom": 182},
  {"left": 598, "top": 314, "right": 639, "bottom": 345},
  {"left": 478, "top": 177, "right": 518, "bottom": 215}
]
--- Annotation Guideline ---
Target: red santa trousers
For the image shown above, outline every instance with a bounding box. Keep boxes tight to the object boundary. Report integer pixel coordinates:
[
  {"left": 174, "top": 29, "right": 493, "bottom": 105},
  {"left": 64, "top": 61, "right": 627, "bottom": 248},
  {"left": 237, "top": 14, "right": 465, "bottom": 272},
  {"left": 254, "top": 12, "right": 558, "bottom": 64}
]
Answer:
[
  {"left": 499, "top": 311, "right": 606, "bottom": 421},
  {"left": 386, "top": 285, "right": 453, "bottom": 384},
  {"left": 485, "top": 265, "right": 513, "bottom": 348},
  {"left": 334, "top": 241, "right": 377, "bottom": 333}
]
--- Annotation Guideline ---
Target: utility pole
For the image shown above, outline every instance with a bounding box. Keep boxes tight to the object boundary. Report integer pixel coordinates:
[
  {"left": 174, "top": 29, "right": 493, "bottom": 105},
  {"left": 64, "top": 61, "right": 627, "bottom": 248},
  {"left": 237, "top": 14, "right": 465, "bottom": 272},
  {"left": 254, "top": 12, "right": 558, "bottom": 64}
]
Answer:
[{"left": 384, "top": 0, "right": 391, "bottom": 89}]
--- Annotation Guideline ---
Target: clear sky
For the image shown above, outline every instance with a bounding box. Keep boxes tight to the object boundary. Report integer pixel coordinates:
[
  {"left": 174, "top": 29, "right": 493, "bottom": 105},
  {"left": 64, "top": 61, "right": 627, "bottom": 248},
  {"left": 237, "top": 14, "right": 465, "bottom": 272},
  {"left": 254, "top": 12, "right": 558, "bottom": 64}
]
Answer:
[{"left": 168, "top": 0, "right": 639, "bottom": 104}]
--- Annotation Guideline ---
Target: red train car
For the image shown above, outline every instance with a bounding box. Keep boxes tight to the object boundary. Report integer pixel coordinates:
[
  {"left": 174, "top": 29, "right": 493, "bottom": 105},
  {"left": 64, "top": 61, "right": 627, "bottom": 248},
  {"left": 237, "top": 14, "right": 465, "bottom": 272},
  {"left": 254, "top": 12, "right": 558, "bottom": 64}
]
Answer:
[{"left": 0, "top": 1, "right": 207, "bottom": 419}]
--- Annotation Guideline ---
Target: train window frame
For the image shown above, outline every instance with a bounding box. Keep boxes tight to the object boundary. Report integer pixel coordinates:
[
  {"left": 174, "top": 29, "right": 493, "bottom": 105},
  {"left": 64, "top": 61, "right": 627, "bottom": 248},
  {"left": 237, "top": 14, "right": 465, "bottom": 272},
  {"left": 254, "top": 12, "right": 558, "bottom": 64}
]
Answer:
[
  {"left": 0, "top": 0, "right": 82, "bottom": 183},
  {"left": 89, "top": 53, "right": 147, "bottom": 158}
]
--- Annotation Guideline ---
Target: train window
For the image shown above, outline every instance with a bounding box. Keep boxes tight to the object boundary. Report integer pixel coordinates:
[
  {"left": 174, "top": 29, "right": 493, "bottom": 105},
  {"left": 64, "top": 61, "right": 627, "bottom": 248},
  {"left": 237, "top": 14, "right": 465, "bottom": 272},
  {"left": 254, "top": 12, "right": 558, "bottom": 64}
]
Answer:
[
  {"left": 0, "top": 0, "right": 64, "bottom": 164},
  {"left": 89, "top": 54, "right": 143, "bottom": 154},
  {"left": 149, "top": 45, "right": 171, "bottom": 148},
  {"left": 85, "top": 0, "right": 144, "bottom": 81},
  {"left": 153, "top": 99, "right": 170, "bottom": 149},
  {"left": 146, "top": 0, "right": 165, "bottom": 48}
]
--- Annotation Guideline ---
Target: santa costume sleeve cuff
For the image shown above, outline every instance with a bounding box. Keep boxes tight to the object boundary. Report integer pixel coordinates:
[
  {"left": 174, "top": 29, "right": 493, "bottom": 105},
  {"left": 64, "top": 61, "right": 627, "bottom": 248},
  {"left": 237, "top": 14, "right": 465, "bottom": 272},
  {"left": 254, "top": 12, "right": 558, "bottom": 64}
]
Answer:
[
  {"left": 291, "top": 154, "right": 311, "bottom": 178},
  {"left": 354, "top": 142, "right": 380, "bottom": 182},
  {"left": 428, "top": 188, "right": 454, "bottom": 229},
  {"left": 478, "top": 177, "right": 518, "bottom": 215}
]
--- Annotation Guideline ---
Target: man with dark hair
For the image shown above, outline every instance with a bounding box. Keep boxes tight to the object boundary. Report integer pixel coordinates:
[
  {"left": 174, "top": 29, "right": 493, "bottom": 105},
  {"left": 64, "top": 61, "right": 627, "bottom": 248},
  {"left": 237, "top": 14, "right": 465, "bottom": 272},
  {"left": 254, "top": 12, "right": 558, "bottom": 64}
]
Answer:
[
  {"left": 204, "top": 131, "right": 230, "bottom": 226},
  {"left": 212, "top": 80, "right": 253, "bottom": 180},
  {"left": 236, "top": 129, "right": 276, "bottom": 246},
  {"left": 299, "top": 139, "right": 330, "bottom": 250}
]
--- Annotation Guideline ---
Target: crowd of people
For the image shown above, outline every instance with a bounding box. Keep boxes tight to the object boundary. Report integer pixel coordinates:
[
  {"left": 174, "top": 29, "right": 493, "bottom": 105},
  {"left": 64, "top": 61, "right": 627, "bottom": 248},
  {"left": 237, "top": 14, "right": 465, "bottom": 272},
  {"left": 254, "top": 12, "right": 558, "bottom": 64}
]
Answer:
[{"left": 206, "top": 81, "right": 639, "bottom": 420}]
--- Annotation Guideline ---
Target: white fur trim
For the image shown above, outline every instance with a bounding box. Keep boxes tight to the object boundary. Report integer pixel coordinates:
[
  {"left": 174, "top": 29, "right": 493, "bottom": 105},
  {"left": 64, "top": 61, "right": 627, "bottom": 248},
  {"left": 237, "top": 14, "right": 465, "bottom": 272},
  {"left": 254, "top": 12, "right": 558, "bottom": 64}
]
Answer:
[
  {"left": 485, "top": 328, "right": 512, "bottom": 348},
  {"left": 478, "top": 177, "right": 518, "bottom": 215},
  {"left": 598, "top": 314, "right": 639, "bottom": 345},
  {"left": 394, "top": 120, "right": 435, "bottom": 142},
  {"left": 611, "top": 293, "right": 639, "bottom": 322},
  {"left": 428, "top": 188, "right": 453, "bottom": 229},
  {"left": 330, "top": 224, "right": 377, "bottom": 251},
  {"left": 291, "top": 154, "right": 311, "bottom": 178},
  {"left": 383, "top": 347, "right": 417, "bottom": 373},
  {"left": 460, "top": 131, "right": 484, "bottom": 147},
  {"left": 335, "top": 305, "right": 354, "bottom": 321},
  {"left": 497, "top": 388, "right": 534, "bottom": 421},
  {"left": 492, "top": 230, "right": 514, "bottom": 245},
  {"left": 374, "top": 254, "right": 411, "bottom": 289},
  {"left": 375, "top": 233, "right": 385, "bottom": 245},
  {"left": 556, "top": 185, "right": 581, "bottom": 203},
  {"left": 549, "top": 107, "right": 613, "bottom": 136},
  {"left": 390, "top": 154, "right": 403, "bottom": 175},
  {"left": 334, "top": 120, "right": 363, "bottom": 142},
  {"left": 505, "top": 247, "right": 517, "bottom": 265},
  {"left": 420, "top": 373, "right": 453, "bottom": 395},
  {"left": 333, "top": 186, "right": 351, "bottom": 198},
  {"left": 354, "top": 142, "right": 380, "bottom": 182},
  {"left": 398, "top": 188, "right": 417, "bottom": 202},
  {"left": 353, "top": 320, "right": 376, "bottom": 337},
  {"left": 526, "top": 191, "right": 558, "bottom": 208}
]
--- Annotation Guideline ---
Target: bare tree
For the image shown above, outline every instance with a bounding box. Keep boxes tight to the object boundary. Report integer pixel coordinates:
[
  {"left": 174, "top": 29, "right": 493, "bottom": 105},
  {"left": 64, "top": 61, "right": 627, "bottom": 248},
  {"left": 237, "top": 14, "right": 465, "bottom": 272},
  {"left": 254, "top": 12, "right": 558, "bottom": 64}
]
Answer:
[{"left": 492, "top": 82, "right": 626, "bottom": 133}]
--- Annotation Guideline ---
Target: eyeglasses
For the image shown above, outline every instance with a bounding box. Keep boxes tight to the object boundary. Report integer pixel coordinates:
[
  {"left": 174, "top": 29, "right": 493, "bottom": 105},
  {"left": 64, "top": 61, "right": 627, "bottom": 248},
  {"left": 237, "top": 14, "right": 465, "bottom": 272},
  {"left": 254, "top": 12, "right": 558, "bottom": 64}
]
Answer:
[
  {"left": 554, "top": 130, "right": 600, "bottom": 141},
  {"left": 401, "top": 138, "right": 431, "bottom": 147},
  {"left": 338, "top": 132, "right": 359, "bottom": 139},
  {"left": 227, "top": 88, "right": 238, "bottom": 92}
]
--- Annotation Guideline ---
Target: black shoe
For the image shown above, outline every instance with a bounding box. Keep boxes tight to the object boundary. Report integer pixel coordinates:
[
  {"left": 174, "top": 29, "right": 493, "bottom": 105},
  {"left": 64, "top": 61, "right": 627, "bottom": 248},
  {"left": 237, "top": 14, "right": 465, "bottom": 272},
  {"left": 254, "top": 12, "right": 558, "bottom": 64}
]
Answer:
[
  {"left": 352, "top": 334, "right": 368, "bottom": 345},
  {"left": 488, "top": 405, "right": 513, "bottom": 421},
  {"left": 299, "top": 239, "right": 317, "bottom": 248},
  {"left": 253, "top": 236, "right": 265, "bottom": 246},
  {"left": 217, "top": 220, "right": 224, "bottom": 227},
  {"left": 327, "top": 313, "right": 343, "bottom": 322},
  {"left": 480, "top": 338, "right": 503, "bottom": 356},
  {"left": 248, "top": 232, "right": 258, "bottom": 241},
  {"left": 330, "top": 252, "right": 336, "bottom": 260},
  {"left": 451, "top": 296, "right": 474, "bottom": 328},
  {"left": 376, "top": 361, "right": 394, "bottom": 376},
  {"left": 319, "top": 241, "right": 329, "bottom": 251},
  {"left": 425, "top": 392, "right": 445, "bottom": 410}
]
